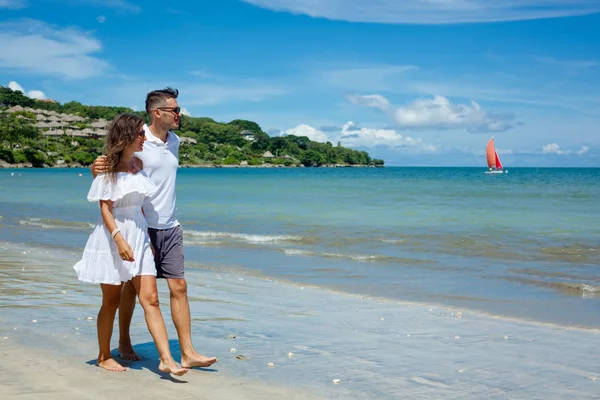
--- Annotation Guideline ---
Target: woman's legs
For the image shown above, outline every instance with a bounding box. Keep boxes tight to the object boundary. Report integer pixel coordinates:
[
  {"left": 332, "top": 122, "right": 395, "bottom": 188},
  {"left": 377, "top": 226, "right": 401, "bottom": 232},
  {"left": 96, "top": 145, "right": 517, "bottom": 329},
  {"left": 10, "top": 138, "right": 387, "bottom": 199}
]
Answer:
[
  {"left": 118, "top": 281, "right": 140, "bottom": 360},
  {"left": 131, "top": 275, "right": 187, "bottom": 376},
  {"left": 97, "top": 283, "right": 126, "bottom": 372}
]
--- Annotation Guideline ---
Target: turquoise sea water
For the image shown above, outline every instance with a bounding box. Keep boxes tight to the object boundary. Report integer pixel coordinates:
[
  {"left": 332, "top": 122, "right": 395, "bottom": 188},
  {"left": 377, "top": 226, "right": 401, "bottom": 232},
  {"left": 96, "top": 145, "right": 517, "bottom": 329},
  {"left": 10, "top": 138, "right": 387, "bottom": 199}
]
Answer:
[{"left": 1, "top": 167, "right": 599, "bottom": 327}]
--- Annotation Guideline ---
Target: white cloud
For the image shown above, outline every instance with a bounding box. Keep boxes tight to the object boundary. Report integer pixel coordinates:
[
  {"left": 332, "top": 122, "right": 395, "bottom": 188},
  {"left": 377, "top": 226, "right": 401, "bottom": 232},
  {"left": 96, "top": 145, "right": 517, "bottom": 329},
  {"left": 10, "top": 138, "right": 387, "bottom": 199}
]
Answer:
[
  {"left": 542, "top": 143, "right": 591, "bottom": 155},
  {"left": 8, "top": 80, "right": 46, "bottom": 100},
  {"left": 542, "top": 143, "right": 565, "bottom": 154},
  {"left": 8, "top": 81, "right": 25, "bottom": 93},
  {"left": 180, "top": 107, "right": 191, "bottom": 117},
  {"left": 497, "top": 148, "right": 514, "bottom": 155},
  {"left": 340, "top": 121, "right": 438, "bottom": 152},
  {"left": 26, "top": 90, "right": 46, "bottom": 100},
  {"left": 346, "top": 94, "right": 390, "bottom": 112},
  {"left": 242, "top": 0, "right": 600, "bottom": 24},
  {"left": 349, "top": 94, "right": 515, "bottom": 133},
  {"left": 283, "top": 124, "right": 329, "bottom": 143},
  {"left": 97, "top": 15, "right": 106, "bottom": 23},
  {"left": 577, "top": 145, "right": 590, "bottom": 155},
  {"left": 0, "top": 0, "right": 28, "bottom": 9},
  {"left": 0, "top": 19, "right": 109, "bottom": 79}
]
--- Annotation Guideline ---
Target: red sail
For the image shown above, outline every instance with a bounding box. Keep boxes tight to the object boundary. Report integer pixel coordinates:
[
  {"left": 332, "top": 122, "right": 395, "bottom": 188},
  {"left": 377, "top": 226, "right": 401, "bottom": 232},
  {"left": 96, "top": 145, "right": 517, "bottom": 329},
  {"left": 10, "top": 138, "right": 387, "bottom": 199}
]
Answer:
[
  {"left": 486, "top": 138, "right": 496, "bottom": 169},
  {"left": 495, "top": 152, "right": 503, "bottom": 170}
]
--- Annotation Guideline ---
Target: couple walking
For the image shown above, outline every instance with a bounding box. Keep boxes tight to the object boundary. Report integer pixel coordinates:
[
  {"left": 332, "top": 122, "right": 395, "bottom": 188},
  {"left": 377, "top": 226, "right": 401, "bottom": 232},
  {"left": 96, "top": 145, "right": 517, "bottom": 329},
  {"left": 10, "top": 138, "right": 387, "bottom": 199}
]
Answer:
[{"left": 73, "top": 88, "right": 217, "bottom": 374}]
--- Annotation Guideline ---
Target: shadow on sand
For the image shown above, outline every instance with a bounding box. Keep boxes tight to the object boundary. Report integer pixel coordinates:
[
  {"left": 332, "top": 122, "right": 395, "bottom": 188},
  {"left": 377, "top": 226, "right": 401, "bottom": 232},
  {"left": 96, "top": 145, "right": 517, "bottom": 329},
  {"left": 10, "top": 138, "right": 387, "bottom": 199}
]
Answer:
[{"left": 86, "top": 339, "right": 218, "bottom": 382}]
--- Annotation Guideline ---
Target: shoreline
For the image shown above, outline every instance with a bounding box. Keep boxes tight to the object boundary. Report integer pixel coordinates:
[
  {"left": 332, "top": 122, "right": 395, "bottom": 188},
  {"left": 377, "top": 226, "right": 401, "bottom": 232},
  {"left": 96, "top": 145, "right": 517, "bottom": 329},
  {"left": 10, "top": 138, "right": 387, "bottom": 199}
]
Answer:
[
  {"left": 0, "top": 162, "right": 381, "bottom": 169},
  {"left": 2, "top": 241, "right": 600, "bottom": 399},
  {"left": 2, "top": 239, "right": 598, "bottom": 332}
]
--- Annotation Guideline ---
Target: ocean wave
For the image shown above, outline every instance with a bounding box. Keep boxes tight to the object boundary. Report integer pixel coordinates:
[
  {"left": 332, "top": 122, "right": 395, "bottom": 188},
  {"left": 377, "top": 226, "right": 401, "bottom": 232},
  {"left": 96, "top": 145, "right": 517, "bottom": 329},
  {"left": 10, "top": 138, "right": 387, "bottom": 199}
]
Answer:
[
  {"left": 503, "top": 276, "right": 600, "bottom": 298},
  {"left": 323, "top": 252, "right": 394, "bottom": 261},
  {"left": 19, "top": 218, "right": 94, "bottom": 230},
  {"left": 381, "top": 238, "right": 405, "bottom": 244},
  {"left": 186, "top": 230, "right": 305, "bottom": 244},
  {"left": 283, "top": 248, "right": 423, "bottom": 263},
  {"left": 183, "top": 240, "right": 225, "bottom": 247}
]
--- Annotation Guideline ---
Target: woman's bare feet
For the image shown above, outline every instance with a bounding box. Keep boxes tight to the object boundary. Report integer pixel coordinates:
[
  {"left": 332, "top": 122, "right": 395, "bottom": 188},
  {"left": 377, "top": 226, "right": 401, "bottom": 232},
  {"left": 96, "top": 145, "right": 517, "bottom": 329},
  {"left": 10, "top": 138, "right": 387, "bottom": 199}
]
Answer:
[
  {"left": 97, "top": 357, "right": 127, "bottom": 372},
  {"left": 181, "top": 352, "right": 218, "bottom": 369},
  {"left": 118, "top": 343, "right": 141, "bottom": 361},
  {"left": 158, "top": 359, "right": 188, "bottom": 376}
]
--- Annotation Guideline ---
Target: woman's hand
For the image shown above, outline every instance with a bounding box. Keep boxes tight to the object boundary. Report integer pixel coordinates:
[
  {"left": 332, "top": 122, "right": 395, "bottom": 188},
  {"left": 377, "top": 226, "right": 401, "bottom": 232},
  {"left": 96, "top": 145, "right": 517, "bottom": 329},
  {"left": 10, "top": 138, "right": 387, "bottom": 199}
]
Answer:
[{"left": 116, "top": 237, "right": 135, "bottom": 262}]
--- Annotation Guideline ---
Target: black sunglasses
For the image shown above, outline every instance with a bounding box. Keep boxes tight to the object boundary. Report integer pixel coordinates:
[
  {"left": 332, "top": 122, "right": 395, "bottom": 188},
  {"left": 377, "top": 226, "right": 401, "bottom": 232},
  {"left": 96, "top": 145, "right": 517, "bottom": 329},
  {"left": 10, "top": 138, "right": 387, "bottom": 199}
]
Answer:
[{"left": 157, "top": 107, "right": 181, "bottom": 115}]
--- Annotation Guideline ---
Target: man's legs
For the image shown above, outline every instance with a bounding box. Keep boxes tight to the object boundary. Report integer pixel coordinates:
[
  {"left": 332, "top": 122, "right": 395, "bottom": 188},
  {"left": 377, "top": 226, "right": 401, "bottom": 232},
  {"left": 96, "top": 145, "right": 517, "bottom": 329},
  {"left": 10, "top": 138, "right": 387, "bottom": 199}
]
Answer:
[
  {"left": 118, "top": 281, "right": 141, "bottom": 360},
  {"left": 154, "top": 226, "right": 217, "bottom": 369},
  {"left": 167, "top": 277, "right": 216, "bottom": 368}
]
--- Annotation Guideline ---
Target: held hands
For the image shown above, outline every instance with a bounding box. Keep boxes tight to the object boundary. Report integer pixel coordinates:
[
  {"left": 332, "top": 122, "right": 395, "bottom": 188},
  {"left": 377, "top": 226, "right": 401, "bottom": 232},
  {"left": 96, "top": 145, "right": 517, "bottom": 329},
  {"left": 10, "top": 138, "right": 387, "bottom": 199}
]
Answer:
[{"left": 115, "top": 236, "right": 135, "bottom": 262}]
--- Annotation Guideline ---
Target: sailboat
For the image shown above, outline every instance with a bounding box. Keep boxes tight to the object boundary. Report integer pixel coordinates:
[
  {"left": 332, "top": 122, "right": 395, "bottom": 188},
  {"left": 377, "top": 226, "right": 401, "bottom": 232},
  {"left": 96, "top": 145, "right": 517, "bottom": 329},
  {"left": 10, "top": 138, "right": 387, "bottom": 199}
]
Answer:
[{"left": 484, "top": 137, "right": 507, "bottom": 174}]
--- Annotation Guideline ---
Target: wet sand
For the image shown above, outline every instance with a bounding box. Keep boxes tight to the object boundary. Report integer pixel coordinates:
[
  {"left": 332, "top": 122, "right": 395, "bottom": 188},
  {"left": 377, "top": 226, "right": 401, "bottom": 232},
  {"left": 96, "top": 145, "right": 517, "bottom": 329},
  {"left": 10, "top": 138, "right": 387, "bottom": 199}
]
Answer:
[
  {"left": 1, "top": 241, "right": 600, "bottom": 399},
  {"left": 0, "top": 342, "right": 323, "bottom": 400}
]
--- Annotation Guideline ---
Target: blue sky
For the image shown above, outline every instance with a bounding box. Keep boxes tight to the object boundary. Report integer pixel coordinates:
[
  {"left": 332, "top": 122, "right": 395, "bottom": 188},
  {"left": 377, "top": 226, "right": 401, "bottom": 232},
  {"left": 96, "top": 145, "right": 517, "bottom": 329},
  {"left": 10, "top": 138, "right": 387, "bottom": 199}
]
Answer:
[{"left": 1, "top": 0, "right": 599, "bottom": 166}]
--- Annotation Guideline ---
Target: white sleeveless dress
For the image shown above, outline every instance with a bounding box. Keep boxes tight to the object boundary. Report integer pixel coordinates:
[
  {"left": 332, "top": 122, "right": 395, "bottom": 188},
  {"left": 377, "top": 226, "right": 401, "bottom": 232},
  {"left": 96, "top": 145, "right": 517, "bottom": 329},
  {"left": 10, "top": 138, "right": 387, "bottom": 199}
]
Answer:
[{"left": 74, "top": 171, "right": 158, "bottom": 285}]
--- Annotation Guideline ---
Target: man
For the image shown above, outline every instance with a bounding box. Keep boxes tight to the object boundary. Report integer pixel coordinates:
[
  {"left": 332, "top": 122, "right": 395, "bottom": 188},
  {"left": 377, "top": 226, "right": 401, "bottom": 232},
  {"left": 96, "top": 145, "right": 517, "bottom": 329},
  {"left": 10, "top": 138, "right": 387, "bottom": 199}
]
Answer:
[{"left": 91, "top": 88, "right": 217, "bottom": 369}]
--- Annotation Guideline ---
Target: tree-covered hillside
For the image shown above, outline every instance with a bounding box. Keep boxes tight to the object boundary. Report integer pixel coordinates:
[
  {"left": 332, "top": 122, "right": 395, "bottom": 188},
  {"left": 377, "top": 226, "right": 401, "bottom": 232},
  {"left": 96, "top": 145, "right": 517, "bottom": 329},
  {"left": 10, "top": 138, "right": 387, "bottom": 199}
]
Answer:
[{"left": 0, "top": 86, "right": 384, "bottom": 168}]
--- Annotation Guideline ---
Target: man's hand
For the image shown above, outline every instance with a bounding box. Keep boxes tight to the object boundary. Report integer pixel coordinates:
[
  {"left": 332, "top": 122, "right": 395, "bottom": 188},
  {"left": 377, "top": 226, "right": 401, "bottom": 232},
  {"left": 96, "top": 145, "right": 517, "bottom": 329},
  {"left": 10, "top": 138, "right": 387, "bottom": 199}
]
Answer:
[{"left": 90, "top": 155, "right": 109, "bottom": 178}]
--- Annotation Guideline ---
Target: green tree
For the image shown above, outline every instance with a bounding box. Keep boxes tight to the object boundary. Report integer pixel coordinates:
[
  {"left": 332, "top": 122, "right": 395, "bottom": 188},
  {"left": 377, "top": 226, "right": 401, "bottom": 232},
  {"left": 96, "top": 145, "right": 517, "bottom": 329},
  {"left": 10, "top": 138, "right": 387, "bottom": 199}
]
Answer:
[
  {"left": 301, "top": 150, "right": 325, "bottom": 167},
  {"left": 0, "top": 86, "right": 35, "bottom": 108},
  {"left": 0, "top": 113, "right": 39, "bottom": 150},
  {"left": 228, "top": 119, "right": 262, "bottom": 133}
]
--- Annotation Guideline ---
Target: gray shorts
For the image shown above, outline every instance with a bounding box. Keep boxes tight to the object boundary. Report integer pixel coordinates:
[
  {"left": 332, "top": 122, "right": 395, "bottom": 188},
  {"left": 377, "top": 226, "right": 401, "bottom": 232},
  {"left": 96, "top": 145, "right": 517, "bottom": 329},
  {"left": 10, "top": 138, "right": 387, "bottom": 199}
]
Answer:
[{"left": 148, "top": 225, "right": 185, "bottom": 279}]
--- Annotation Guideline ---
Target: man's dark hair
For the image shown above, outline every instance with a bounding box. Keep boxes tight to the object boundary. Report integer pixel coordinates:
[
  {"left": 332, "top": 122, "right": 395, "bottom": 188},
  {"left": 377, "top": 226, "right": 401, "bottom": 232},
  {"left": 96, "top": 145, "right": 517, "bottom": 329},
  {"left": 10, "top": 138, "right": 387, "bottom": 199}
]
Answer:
[{"left": 145, "top": 87, "right": 179, "bottom": 118}]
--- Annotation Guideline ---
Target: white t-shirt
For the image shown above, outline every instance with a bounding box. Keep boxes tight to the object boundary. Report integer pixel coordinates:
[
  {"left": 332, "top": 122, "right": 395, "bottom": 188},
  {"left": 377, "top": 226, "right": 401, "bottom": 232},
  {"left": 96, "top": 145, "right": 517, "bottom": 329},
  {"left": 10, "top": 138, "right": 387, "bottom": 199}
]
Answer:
[{"left": 135, "top": 124, "right": 180, "bottom": 229}]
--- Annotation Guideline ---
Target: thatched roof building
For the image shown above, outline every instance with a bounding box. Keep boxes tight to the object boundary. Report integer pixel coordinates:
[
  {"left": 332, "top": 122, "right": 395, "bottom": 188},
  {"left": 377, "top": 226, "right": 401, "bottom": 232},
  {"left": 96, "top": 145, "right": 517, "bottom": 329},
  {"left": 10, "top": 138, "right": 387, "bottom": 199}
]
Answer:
[
  {"left": 43, "top": 129, "right": 64, "bottom": 136},
  {"left": 90, "top": 120, "right": 108, "bottom": 129},
  {"left": 180, "top": 137, "right": 197, "bottom": 144}
]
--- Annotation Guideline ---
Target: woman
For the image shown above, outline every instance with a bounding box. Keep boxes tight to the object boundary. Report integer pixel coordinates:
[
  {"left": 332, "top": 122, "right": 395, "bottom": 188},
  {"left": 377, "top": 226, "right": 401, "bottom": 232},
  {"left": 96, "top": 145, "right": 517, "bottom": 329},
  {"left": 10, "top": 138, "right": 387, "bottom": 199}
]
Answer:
[{"left": 74, "top": 113, "right": 187, "bottom": 376}]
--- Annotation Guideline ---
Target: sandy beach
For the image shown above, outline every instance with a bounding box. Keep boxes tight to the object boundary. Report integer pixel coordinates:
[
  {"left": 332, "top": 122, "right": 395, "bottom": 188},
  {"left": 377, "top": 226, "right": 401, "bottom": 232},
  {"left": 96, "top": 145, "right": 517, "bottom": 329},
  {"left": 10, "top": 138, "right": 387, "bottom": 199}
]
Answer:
[
  {"left": 1, "top": 240, "right": 599, "bottom": 399},
  {"left": 0, "top": 342, "right": 327, "bottom": 400}
]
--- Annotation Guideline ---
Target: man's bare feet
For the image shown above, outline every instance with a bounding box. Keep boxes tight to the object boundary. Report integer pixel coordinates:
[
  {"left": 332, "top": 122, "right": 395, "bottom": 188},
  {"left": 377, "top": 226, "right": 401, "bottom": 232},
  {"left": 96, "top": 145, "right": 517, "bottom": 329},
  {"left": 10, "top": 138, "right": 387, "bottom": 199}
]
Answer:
[
  {"left": 97, "top": 357, "right": 127, "bottom": 372},
  {"left": 118, "top": 343, "right": 141, "bottom": 361},
  {"left": 181, "top": 352, "right": 218, "bottom": 369},
  {"left": 158, "top": 359, "right": 188, "bottom": 376}
]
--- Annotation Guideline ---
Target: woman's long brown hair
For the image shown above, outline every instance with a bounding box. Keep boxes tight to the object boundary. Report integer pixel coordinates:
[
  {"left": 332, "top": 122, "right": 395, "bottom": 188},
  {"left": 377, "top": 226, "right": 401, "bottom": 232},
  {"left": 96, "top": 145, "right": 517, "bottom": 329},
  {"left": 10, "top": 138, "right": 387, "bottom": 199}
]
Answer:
[{"left": 103, "top": 113, "right": 144, "bottom": 182}]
